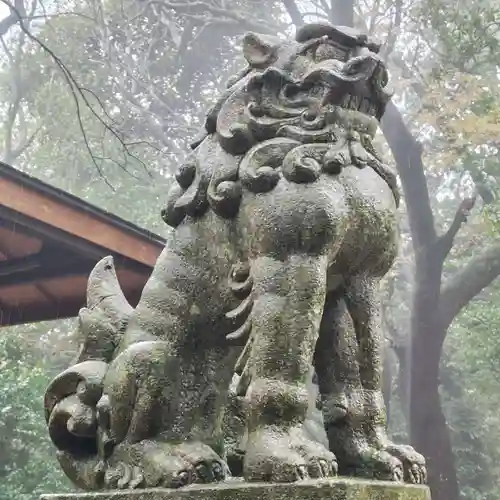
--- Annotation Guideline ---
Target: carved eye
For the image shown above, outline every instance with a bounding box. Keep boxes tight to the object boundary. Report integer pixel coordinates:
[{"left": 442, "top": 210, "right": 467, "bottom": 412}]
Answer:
[
  {"left": 344, "top": 57, "right": 367, "bottom": 75},
  {"left": 283, "top": 84, "right": 300, "bottom": 99}
]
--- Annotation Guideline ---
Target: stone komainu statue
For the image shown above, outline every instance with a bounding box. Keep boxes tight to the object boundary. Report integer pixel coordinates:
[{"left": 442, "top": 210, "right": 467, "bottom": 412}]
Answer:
[{"left": 44, "top": 22, "right": 426, "bottom": 490}]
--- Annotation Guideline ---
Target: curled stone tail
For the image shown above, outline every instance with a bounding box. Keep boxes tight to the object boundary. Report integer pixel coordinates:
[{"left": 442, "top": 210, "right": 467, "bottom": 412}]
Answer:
[{"left": 44, "top": 256, "right": 133, "bottom": 489}]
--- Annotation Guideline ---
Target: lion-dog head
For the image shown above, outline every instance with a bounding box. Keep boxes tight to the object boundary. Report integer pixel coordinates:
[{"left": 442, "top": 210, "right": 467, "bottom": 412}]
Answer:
[{"left": 162, "top": 22, "right": 397, "bottom": 228}]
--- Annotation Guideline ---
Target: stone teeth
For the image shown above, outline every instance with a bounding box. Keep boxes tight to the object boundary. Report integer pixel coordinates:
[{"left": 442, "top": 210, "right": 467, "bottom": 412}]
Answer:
[
  {"left": 337, "top": 94, "right": 376, "bottom": 116},
  {"left": 360, "top": 98, "right": 371, "bottom": 113},
  {"left": 349, "top": 95, "right": 360, "bottom": 110},
  {"left": 341, "top": 94, "right": 351, "bottom": 107}
]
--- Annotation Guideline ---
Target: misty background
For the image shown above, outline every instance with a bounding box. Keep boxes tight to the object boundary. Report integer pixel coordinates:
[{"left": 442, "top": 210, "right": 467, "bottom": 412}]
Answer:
[{"left": 0, "top": 1, "right": 499, "bottom": 500}]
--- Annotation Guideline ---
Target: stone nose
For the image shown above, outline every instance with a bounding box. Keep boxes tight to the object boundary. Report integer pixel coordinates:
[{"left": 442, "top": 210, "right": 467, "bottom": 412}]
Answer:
[
  {"left": 302, "top": 59, "right": 345, "bottom": 87},
  {"left": 302, "top": 53, "right": 387, "bottom": 89}
]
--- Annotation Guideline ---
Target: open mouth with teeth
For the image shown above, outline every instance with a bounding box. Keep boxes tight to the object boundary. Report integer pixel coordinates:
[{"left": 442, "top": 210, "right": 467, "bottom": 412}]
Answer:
[
  {"left": 338, "top": 94, "right": 380, "bottom": 116},
  {"left": 245, "top": 30, "right": 392, "bottom": 125},
  {"left": 295, "top": 23, "right": 392, "bottom": 121},
  {"left": 303, "top": 54, "right": 391, "bottom": 121},
  {"left": 250, "top": 57, "right": 390, "bottom": 124},
  {"left": 209, "top": 23, "right": 392, "bottom": 156}
]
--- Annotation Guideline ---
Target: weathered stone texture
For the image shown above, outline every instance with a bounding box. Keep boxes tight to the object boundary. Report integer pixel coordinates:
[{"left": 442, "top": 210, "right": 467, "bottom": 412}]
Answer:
[
  {"left": 43, "top": 21, "right": 427, "bottom": 493},
  {"left": 42, "top": 479, "right": 430, "bottom": 500}
]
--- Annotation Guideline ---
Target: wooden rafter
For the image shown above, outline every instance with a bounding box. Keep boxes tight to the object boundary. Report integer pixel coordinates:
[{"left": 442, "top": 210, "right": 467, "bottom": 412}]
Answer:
[{"left": 0, "top": 162, "right": 165, "bottom": 327}]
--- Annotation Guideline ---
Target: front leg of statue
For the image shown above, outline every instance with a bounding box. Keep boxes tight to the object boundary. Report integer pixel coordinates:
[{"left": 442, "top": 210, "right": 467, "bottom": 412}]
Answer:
[{"left": 242, "top": 253, "right": 337, "bottom": 482}]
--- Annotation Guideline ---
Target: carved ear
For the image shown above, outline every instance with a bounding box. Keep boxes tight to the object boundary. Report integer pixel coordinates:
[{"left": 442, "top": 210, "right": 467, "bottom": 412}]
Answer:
[{"left": 242, "top": 32, "right": 276, "bottom": 68}]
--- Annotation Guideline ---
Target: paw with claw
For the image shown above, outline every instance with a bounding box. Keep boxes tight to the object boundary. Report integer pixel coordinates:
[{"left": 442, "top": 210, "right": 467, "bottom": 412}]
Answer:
[
  {"left": 174, "top": 442, "right": 230, "bottom": 484},
  {"left": 244, "top": 425, "right": 337, "bottom": 482},
  {"left": 385, "top": 443, "right": 427, "bottom": 484},
  {"left": 342, "top": 447, "right": 405, "bottom": 482},
  {"left": 327, "top": 424, "right": 404, "bottom": 483},
  {"left": 107, "top": 440, "right": 229, "bottom": 489}
]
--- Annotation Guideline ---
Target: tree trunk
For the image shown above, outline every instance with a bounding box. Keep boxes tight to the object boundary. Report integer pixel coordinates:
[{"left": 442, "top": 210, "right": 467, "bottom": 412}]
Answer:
[
  {"left": 409, "top": 258, "right": 459, "bottom": 500},
  {"left": 412, "top": 370, "right": 458, "bottom": 500},
  {"left": 382, "top": 101, "right": 460, "bottom": 500},
  {"left": 329, "top": 0, "right": 354, "bottom": 26}
]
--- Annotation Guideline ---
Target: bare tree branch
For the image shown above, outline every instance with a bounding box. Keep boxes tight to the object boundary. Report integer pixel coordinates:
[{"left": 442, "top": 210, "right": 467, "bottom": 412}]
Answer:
[
  {"left": 146, "top": 0, "right": 278, "bottom": 34},
  {"left": 0, "top": 0, "right": 156, "bottom": 188},
  {"left": 0, "top": 0, "right": 25, "bottom": 36},
  {"left": 280, "top": 0, "right": 303, "bottom": 27},
  {"left": 0, "top": 0, "right": 40, "bottom": 163},
  {"left": 382, "top": 0, "right": 402, "bottom": 60},
  {"left": 434, "top": 195, "right": 477, "bottom": 261},
  {"left": 439, "top": 242, "right": 500, "bottom": 329}
]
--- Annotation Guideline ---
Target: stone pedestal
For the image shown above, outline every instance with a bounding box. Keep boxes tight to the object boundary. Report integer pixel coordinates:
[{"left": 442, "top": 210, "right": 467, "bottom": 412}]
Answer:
[{"left": 41, "top": 479, "right": 431, "bottom": 500}]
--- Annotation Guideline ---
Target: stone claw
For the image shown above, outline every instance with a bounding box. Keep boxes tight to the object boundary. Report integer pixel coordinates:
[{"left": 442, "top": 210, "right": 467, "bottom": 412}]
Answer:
[
  {"left": 305, "top": 456, "right": 337, "bottom": 479},
  {"left": 378, "top": 454, "right": 403, "bottom": 481},
  {"left": 385, "top": 443, "right": 427, "bottom": 484},
  {"left": 244, "top": 425, "right": 337, "bottom": 483},
  {"left": 297, "top": 465, "right": 309, "bottom": 480},
  {"left": 116, "top": 463, "right": 132, "bottom": 489},
  {"left": 211, "top": 461, "right": 226, "bottom": 481},
  {"left": 168, "top": 469, "right": 192, "bottom": 488},
  {"left": 340, "top": 449, "right": 404, "bottom": 483},
  {"left": 318, "top": 458, "right": 337, "bottom": 478},
  {"left": 174, "top": 441, "right": 229, "bottom": 484},
  {"left": 409, "top": 464, "right": 426, "bottom": 485},
  {"left": 193, "top": 460, "right": 226, "bottom": 483},
  {"left": 105, "top": 440, "right": 226, "bottom": 489},
  {"left": 366, "top": 451, "right": 404, "bottom": 482},
  {"left": 128, "top": 466, "right": 145, "bottom": 489},
  {"left": 105, "top": 462, "right": 140, "bottom": 490}
]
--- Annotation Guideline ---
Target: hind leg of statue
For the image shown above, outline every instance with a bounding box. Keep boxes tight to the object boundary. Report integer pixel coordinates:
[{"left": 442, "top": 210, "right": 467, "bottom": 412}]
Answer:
[
  {"left": 96, "top": 251, "right": 236, "bottom": 489},
  {"left": 343, "top": 276, "right": 426, "bottom": 484},
  {"left": 316, "top": 279, "right": 426, "bottom": 484},
  {"left": 315, "top": 288, "right": 403, "bottom": 482},
  {"left": 242, "top": 254, "right": 337, "bottom": 482}
]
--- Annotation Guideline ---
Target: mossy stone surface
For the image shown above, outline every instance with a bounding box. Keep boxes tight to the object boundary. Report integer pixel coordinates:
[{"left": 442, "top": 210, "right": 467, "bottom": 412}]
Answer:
[
  {"left": 41, "top": 479, "right": 430, "bottom": 500},
  {"left": 43, "top": 21, "right": 425, "bottom": 491}
]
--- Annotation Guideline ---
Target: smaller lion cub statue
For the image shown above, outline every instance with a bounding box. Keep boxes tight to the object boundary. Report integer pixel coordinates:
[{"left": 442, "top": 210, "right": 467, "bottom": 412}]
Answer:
[{"left": 44, "top": 22, "right": 426, "bottom": 490}]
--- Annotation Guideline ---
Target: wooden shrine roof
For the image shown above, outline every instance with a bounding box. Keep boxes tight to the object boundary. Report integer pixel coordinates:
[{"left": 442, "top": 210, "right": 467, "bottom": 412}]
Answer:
[{"left": 0, "top": 162, "right": 165, "bottom": 327}]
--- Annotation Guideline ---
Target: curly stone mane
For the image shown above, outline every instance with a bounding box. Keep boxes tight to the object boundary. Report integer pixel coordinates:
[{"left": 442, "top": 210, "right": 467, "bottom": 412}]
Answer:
[{"left": 162, "top": 23, "right": 399, "bottom": 228}]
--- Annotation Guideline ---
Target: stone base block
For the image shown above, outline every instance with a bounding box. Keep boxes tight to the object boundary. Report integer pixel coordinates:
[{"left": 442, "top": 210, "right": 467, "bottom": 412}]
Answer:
[{"left": 41, "top": 478, "right": 431, "bottom": 500}]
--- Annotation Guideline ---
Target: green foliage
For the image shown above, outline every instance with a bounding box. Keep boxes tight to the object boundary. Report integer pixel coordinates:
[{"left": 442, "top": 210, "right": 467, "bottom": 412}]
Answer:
[
  {"left": 0, "top": 332, "right": 73, "bottom": 500},
  {"left": 442, "top": 282, "right": 500, "bottom": 500}
]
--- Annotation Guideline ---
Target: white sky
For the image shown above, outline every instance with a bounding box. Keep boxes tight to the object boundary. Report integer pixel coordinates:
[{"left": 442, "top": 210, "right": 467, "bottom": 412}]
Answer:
[{"left": 0, "top": 2, "right": 8, "bottom": 17}]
